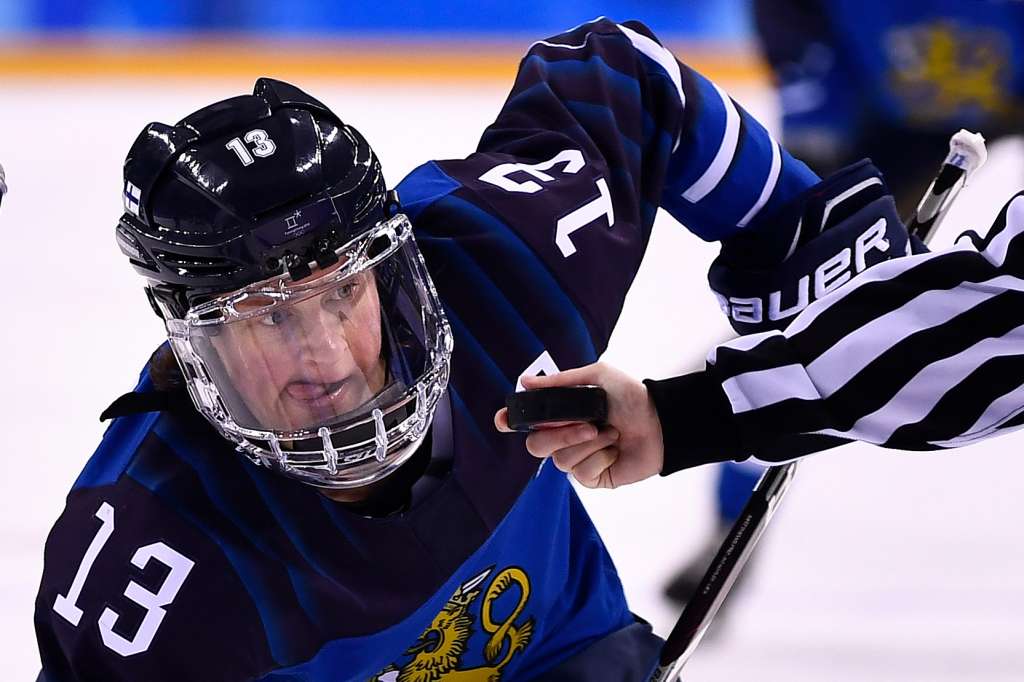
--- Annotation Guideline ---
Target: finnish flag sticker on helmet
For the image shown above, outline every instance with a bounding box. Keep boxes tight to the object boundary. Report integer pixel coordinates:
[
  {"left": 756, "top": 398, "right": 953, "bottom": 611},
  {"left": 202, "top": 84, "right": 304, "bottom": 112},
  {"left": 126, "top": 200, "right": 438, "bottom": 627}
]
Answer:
[{"left": 123, "top": 180, "right": 141, "bottom": 216}]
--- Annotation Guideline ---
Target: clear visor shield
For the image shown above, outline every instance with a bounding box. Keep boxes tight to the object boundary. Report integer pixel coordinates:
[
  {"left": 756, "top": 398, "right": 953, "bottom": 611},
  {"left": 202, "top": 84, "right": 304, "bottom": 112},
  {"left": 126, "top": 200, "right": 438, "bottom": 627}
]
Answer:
[{"left": 165, "top": 215, "right": 452, "bottom": 486}]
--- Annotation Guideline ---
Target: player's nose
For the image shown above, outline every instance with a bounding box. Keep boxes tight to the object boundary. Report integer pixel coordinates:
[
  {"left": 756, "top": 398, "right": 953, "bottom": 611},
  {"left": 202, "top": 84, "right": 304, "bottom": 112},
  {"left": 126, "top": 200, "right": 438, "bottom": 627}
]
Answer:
[{"left": 292, "top": 298, "right": 353, "bottom": 361}]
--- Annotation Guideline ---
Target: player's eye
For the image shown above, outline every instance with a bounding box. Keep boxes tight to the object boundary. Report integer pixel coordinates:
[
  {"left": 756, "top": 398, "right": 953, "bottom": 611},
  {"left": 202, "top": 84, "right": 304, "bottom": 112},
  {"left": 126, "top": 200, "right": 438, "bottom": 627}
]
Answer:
[
  {"left": 331, "top": 281, "right": 361, "bottom": 302},
  {"left": 258, "top": 309, "right": 291, "bottom": 327},
  {"left": 320, "top": 276, "right": 367, "bottom": 316}
]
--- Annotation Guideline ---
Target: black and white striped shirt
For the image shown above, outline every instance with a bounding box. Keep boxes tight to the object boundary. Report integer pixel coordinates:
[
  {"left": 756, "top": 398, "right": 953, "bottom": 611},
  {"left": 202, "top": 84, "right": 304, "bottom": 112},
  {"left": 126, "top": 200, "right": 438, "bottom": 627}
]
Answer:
[{"left": 650, "top": 191, "right": 1024, "bottom": 473}]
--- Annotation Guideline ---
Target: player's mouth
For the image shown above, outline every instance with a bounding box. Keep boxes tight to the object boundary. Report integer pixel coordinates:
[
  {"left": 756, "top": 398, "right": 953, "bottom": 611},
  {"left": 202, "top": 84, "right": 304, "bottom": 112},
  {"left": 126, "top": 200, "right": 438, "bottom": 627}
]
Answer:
[{"left": 284, "top": 378, "right": 349, "bottom": 407}]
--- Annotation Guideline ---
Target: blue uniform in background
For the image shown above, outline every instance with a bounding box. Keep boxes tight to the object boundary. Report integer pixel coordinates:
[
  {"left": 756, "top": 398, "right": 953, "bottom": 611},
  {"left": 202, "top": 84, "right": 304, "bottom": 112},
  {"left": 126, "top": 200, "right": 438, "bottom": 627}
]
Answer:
[
  {"left": 754, "top": 0, "right": 1024, "bottom": 211},
  {"left": 34, "top": 19, "right": 815, "bottom": 680}
]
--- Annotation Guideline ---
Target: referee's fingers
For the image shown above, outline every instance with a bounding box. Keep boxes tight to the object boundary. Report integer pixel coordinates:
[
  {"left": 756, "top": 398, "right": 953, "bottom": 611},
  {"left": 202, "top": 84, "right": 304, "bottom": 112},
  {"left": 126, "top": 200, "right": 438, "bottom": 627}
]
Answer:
[
  {"left": 524, "top": 422, "right": 597, "bottom": 458},
  {"left": 549, "top": 427, "right": 619, "bottom": 472},
  {"left": 494, "top": 407, "right": 512, "bottom": 432},
  {"left": 571, "top": 446, "right": 619, "bottom": 489}
]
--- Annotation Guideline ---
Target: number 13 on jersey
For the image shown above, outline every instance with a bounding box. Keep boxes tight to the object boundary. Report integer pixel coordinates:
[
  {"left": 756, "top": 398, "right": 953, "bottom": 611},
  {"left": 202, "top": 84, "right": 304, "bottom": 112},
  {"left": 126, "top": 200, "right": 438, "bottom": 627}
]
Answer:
[
  {"left": 478, "top": 148, "right": 615, "bottom": 257},
  {"left": 52, "top": 501, "right": 195, "bottom": 657}
]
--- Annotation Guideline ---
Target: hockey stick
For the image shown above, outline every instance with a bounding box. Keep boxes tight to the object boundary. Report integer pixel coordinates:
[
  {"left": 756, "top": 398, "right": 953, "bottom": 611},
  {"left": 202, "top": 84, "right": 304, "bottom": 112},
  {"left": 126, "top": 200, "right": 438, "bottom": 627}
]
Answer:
[
  {"left": 906, "top": 130, "right": 988, "bottom": 242},
  {"left": 648, "top": 129, "right": 988, "bottom": 682},
  {"left": 648, "top": 460, "right": 798, "bottom": 681}
]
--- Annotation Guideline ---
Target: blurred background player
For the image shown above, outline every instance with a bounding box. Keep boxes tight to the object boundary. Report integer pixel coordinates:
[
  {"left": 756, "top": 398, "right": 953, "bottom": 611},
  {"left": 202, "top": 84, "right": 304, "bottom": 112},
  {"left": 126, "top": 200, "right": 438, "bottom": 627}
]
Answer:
[
  {"left": 664, "top": 0, "right": 1024, "bottom": 608},
  {"left": 754, "top": 0, "right": 1024, "bottom": 215}
]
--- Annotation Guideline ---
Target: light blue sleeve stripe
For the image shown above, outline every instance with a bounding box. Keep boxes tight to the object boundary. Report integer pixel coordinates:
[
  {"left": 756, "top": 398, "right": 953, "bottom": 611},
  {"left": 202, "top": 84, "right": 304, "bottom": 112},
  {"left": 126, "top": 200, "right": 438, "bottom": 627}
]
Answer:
[
  {"left": 663, "top": 66, "right": 730, "bottom": 196},
  {"left": 738, "top": 138, "right": 782, "bottom": 228},
  {"left": 662, "top": 92, "right": 817, "bottom": 240},
  {"left": 682, "top": 82, "right": 740, "bottom": 202}
]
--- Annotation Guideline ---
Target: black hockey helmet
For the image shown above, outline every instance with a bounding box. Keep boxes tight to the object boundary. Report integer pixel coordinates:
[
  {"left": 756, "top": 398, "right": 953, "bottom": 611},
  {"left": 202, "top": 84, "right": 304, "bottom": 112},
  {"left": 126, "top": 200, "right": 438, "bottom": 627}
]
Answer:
[
  {"left": 115, "top": 77, "right": 390, "bottom": 320},
  {"left": 113, "top": 78, "right": 454, "bottom": 490}
]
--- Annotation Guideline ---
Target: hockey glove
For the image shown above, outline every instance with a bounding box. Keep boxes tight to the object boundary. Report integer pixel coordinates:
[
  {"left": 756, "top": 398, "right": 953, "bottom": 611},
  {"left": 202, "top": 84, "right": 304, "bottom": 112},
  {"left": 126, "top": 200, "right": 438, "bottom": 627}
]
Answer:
[{"left": 709, "top": 160, "right": 921, "bottom": 335}]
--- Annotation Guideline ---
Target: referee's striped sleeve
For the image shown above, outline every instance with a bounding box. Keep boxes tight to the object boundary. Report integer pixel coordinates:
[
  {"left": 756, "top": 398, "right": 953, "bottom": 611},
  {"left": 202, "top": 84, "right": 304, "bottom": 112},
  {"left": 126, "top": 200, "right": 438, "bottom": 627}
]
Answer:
[{"left": 651, "top": 192, "right": 1024, "bottom": 474}]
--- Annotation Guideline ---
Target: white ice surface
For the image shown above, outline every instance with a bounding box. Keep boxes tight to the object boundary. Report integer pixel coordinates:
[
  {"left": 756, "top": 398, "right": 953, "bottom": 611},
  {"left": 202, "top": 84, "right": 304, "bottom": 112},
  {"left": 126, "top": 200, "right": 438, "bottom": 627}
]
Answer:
[{"left": 2, "top": 77, "right": 1023, "bottom": 681}]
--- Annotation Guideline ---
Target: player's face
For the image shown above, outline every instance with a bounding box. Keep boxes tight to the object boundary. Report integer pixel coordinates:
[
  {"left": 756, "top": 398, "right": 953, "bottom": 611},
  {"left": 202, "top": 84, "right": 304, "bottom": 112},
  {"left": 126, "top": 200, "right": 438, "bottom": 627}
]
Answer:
[{"left": 210, "top": 266, "right": 387, "bottom": 432}]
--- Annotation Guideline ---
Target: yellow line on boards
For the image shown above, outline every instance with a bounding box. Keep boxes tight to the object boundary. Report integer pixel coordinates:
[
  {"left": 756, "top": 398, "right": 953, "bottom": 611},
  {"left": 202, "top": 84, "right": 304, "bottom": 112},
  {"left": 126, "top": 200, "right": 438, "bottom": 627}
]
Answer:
[{"left": 0, "top": 39, "right": 768, "bottom": 86}]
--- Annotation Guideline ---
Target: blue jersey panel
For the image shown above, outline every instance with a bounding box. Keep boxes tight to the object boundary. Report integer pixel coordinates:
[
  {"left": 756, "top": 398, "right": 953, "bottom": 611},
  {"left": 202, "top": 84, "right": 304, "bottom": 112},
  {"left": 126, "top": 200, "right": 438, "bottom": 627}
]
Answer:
[
  {"left": 395, "top": 161, "right": 461, "bottom": 221},
  {"left": 73, "top": 371, "right": 159, "bottom": 490},
  {"left": 258, "top": 463, "right": 634, "bottom": 681}
]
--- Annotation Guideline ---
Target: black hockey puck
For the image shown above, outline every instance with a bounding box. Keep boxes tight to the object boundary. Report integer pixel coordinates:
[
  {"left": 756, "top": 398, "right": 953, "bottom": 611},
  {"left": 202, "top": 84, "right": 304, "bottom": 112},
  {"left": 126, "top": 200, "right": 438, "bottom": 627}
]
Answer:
[{"left": 504, "top": 385, "right": 608, "bottom": 432}]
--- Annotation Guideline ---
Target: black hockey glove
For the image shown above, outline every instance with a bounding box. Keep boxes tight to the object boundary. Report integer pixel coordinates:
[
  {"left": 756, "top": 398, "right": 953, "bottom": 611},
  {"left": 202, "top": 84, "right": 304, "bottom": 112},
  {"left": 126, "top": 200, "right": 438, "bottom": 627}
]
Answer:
[{"left": 709, "top": 160, "right": 923, "bottom": 335}]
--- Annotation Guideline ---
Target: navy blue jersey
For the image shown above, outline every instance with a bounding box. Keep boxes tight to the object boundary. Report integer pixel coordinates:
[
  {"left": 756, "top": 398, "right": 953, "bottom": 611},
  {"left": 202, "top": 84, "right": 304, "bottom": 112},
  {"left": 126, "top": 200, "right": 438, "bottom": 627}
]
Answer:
[{"left": 35, "top": 19, "right": 816, "bottom": 681}]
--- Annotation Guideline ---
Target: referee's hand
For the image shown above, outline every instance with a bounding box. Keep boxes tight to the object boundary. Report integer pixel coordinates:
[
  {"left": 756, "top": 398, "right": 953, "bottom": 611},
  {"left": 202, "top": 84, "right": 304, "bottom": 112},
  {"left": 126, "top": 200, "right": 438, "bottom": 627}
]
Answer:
[{"left": 494, "top": 362, "right": 665, "bottom": 489}]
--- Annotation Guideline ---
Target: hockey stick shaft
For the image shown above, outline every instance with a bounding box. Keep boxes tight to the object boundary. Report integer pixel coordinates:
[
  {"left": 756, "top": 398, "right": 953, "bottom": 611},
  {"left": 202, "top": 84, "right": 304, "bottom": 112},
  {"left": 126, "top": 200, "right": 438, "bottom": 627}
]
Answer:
[
  {"left": 648, "top": 462, "right": 796, "bottom": 682},
  {"left": 906, "top": 130, "right": 987, "bottom": 243},
  {"left": 649, "top": 129, "right": 987, "bottom": 682}
]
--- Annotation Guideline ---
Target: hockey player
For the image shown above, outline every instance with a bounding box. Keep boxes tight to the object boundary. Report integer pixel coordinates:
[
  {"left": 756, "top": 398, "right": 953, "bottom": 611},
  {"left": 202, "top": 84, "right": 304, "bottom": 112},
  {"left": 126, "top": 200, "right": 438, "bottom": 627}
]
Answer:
[{"left": 33, "top": 19, "right": 914, "bottom": 680}]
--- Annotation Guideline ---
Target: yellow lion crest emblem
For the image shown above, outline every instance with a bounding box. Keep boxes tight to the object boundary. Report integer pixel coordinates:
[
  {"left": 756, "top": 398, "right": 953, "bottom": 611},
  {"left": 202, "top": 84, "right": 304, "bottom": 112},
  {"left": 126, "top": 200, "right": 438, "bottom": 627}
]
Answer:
[
  {"left": 886, "top": 20, "right": 1018, "bottom": 121},
  {"left": 372, "top": 566, "right": 535, "bottom": 682}
]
